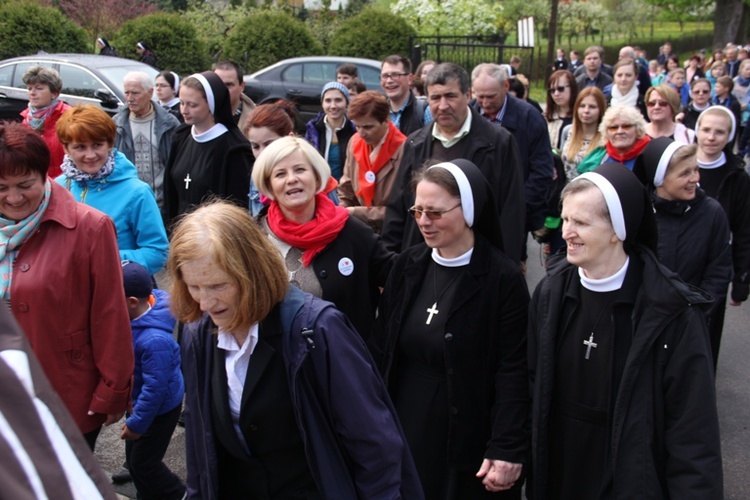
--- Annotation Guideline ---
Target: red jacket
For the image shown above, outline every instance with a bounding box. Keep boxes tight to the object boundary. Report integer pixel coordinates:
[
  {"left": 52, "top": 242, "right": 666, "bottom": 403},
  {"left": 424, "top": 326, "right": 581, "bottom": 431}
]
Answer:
[
  {"left": 10, "top": 182, "right": 134, "bottom": 433},
  {"left": 21, "top": 101, "right": 71, "bottom": 179}
]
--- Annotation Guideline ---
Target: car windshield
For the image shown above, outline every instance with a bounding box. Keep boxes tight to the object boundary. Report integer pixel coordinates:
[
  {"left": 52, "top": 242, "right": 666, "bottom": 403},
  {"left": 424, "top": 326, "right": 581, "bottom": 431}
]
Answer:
[{"left": 97, "top": 65, "right": 160, "bottom": 94}]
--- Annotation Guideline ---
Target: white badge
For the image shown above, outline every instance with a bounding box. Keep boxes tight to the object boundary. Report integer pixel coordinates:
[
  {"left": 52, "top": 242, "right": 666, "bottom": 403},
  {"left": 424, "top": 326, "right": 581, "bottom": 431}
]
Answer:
[
  {"left": 365, "top": 171, "right": 376, "bottom": 183},
  {"left": 338, "top": 257, "right": 354, "bottom": 276}
]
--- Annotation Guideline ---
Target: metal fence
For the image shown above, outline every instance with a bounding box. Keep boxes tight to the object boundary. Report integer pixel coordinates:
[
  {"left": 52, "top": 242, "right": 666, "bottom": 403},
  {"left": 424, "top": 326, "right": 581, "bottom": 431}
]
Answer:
[{"left": 409, "top": 35, "right": 536, "bottom": 79}]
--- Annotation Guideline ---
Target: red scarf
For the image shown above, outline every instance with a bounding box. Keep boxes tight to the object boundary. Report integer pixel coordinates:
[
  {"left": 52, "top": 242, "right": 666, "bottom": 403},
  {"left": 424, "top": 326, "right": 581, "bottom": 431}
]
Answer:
[
  {"left": 352, "top": 122, "right": 405, "bottom": 206},
  {"left": 605, "top": 135, "right": 651, "bottom": 163},
  {"left": 267, "top": 192, "right": 349, "bottom": 267}
]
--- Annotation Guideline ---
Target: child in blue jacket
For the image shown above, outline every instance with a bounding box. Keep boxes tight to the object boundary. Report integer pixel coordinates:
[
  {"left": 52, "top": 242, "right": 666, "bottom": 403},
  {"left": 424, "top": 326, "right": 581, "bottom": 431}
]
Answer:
[{"left": 121, "top": 261, "right": 185, "bottom": 500}]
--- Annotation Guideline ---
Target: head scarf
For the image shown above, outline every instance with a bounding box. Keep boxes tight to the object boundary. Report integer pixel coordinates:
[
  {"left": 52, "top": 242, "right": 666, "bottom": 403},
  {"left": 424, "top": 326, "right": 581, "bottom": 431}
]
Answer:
[
  {"left": 577, "top": 162, "right": 658, "bottom": 251},
  {"left": 137, "top": 41, "right": 150, "bottom": 51},
  {"left": 189, "top": 71, "right": 235, "bottom": 129},
  {"left": 427, "top": 159, "right": 505, "bottom": 252},
  {"left": 634, "top": 136, "right": 684, "bottom": 187}
]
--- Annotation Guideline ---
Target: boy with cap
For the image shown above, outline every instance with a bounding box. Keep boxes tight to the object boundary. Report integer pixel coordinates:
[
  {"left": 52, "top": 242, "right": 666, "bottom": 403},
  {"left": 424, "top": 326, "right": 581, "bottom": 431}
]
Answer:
[{"left": 120, "top": 261, "right": 185, "bottom": 500}]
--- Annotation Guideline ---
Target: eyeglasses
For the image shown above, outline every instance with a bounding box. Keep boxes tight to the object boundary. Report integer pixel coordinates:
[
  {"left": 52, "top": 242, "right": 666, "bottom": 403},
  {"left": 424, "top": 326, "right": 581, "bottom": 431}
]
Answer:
[
  {"left": 606, "top": 123, "right": 636, "bottom": 132},
  {"left": 380, "top": 72, "right": 408, "bottom": 81},
  {"left": 693, "top": 89, "right": 711, "bottom": 95},
  {"left": 647, "top": 100, "right": 670, "bottom": 107},
  {"left": 547, "top": 85, "right": 571, "bottom": 94},
  {"left": 408, "top": 204, "right": 461, "bottom": 220}
]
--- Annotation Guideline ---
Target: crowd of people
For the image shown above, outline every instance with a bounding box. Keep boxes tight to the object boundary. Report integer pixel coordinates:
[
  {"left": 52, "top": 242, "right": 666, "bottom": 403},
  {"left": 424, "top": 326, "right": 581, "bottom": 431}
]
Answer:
[{"left": 1, "top": 38, "right": 743, "bottom": 499}]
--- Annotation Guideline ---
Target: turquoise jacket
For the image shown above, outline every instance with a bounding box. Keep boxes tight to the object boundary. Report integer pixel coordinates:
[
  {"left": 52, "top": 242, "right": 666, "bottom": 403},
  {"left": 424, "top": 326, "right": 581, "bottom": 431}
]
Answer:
[{"left": 56, "top": 150, "right": 168, "bottom": 274}]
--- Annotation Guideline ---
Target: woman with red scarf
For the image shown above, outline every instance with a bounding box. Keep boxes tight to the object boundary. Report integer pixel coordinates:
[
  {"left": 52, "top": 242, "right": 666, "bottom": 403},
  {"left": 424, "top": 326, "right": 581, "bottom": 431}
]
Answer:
[
  {"left": 339, "top": 91, "right": 406, "bottom": 233},
  {"left": 252, "top": 136, "right": 394, "bottom": 341},
  {"left": 578, "top": 105, "right": 651, "bottom": 173}
]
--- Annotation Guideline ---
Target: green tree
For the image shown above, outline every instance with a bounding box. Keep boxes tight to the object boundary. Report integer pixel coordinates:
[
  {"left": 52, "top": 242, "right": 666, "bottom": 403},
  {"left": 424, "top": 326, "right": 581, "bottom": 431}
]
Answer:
[
  {"left": 391, "top": 0, "right": 499, "bottom": 37},
  {"left": 183, "top": 0, "right": 254, "bottom": 62},
  {"left": 223, "top": 11, "right": 322, "bottom": 73},
  {"left": 114, "top": 12, "right": 210, "bottom": 74},
  {"left": 0, "top": 1, "right": 88, "bottom": 58},
  {"left": 329, "top": 8, "right": 415, "bottom": 60}
]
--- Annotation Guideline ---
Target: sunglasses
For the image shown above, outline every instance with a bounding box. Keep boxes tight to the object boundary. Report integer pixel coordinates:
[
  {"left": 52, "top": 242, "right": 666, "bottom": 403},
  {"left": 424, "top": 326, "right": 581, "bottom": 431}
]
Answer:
[
  {"left": 693, "top": 89, "right": 711, "bottom": 95},
  {"left": 647, "top": 100, "right": 670, "bottom": 107},
  {"left": 547, "top": 85, "right": 571, "bottom": 94},
  {"left": 408, "top": 204, "right": 461, "bottom": 221},
  {"left": 607, "top": 124, "right": 635, "bottom": 132}
]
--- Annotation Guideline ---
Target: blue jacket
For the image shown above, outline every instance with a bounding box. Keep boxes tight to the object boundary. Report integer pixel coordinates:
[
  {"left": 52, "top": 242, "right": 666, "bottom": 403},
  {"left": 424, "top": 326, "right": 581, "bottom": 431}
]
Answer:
[
  {"left": 126, "top": 289, "right": 183, "bottom": 434},
  {"left": 181, "top": 286, "right": 423, "bottom": 499},
  {"left": 56, "top": 150, "right": 169, "bottom": 274}
]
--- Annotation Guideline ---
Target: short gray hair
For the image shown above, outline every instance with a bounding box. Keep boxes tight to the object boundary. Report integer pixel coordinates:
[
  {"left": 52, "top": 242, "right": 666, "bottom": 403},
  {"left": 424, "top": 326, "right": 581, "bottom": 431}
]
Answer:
[
  {"left": 471, "top": 63, "right": 509, "bottom": 85},
  {"left": 600, "top": 105, "right": 647, "bottom": 139},
  {"left": 22, "top": 66, "right": 62, "bottom": 94},
  {"left": 124, "top": 71, "right": 153, "bottom": 92}
]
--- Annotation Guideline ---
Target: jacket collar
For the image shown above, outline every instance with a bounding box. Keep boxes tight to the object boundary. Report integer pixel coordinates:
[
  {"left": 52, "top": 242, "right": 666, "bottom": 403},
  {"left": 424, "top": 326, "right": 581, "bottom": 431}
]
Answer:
[{"left": 41, "top": 182, "right": 79, "bottom": 230}]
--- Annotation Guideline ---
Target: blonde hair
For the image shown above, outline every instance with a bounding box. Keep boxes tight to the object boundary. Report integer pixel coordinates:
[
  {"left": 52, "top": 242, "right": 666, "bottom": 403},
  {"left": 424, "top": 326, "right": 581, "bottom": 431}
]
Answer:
[
  {"left": 646, "top": 84, "right": 681, "bottom": 117},
  {"left": 168, "top": 201, "right": 288, "bottom": 331},
  {"left": 252, "top": 136, "right": 330, "bottom": 200}
]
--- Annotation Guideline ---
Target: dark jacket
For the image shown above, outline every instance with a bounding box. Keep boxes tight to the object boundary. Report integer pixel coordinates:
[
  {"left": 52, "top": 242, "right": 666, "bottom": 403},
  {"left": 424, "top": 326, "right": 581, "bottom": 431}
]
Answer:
[
  {"left": 652, "top": 189, "right": 732, "bottom": 318},
  {"left": 394, "top": 93, "right": 428, "bottom": 136},
  {"left": 181, "top": 286, "right": 424, "bottom": 499},
  {"left": 260, "top": 214, "right": 395, "bottom": 341},
  {"left": 528, "top": 248, "right": 723, "bottom": 499},
  {"left": 372, "top": 236, "right": 529, "bottom": 467},
  {"left": 381, "top": 107, "right": 526, "bottom": 262},
  {"left": 126, "top": 289, "right": 184, "bottom": 435},
  {"left": 114, "top": 103, "right": 180, "bottom": 214},
  {"left": 700, "top": 153, "right": 750, "bottom": 301},
  {"left": 681, "top": 102, "right": 708, "bottom": 130},
  {"left": 164, "top": 124, "right": 253, "bottom": 224},
  {"left": 304, "top": 111, "right": 356, "bottom": 176},
  {"left": 139, "top": 50, "right": 157, "bottom": 69},
  {"left": 472, "top": 95, "right": 555, "bottom": 231},
  {"left": 99, "top": 46, "right": 118, "bottom": 57}
]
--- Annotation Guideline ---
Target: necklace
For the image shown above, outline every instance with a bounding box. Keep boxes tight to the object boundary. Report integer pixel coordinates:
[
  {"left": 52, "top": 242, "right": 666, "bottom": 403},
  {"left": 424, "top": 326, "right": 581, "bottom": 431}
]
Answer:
[
  {"left": 582, "top": 302, "right": 614, "bottom": 360},
  {"left": 426, "top": 262, "right": 462, "bottom": 325}
]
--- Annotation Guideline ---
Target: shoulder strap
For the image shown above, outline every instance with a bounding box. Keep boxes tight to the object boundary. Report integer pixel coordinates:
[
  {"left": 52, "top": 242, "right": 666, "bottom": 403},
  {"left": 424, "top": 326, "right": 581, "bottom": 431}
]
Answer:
[{"left": 415, "top": 97, "right": 427, "bottom": 125}]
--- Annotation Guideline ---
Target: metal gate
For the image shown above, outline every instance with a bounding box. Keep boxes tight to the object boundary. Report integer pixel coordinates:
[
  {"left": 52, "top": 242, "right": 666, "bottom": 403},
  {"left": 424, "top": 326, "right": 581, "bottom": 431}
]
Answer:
[{"left": 409, "top": 35, "right": 535, "bottom": 78}]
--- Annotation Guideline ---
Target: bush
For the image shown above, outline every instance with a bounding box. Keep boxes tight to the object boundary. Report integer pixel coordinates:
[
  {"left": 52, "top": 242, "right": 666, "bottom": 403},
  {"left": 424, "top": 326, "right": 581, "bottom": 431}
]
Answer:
[
  {"left": 329, "top": 8, "right": 416, "bottom": 60},
  {"left": 114, "top": 13, "right": 210, "bottom": 75},
  {"left": 223, "top": 11, "right": 323, "bottom": 73},
  {"left": 0, "top": 1, "right": 88, "bottom": 59}
]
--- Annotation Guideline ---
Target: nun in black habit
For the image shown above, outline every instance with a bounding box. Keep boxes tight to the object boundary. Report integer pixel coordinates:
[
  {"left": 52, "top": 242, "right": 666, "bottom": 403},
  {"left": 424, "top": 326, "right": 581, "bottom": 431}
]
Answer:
[
  {"left": 635, "top": 137, "right": 732, "bottom": 372},
  {"left": 528, "top": 163, "right": 723, "bottom": 499},
  {"left": 372, "top": 159, "right": 530, "bottom": 499},
  {"left": 164, "top": 71, "right": 252, "bottom": 225}
]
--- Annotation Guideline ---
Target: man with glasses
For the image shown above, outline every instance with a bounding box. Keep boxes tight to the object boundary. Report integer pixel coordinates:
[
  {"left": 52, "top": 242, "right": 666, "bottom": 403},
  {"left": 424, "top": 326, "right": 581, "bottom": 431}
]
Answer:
[
  {"left": 381, "top": 54, "right": 427, "bottom": 135},
  {"left": 382, "top": 63, "right": 526, "bottom": 263},
  {"left": 471, "top": 63, "right": 554, "bottom": 263}
]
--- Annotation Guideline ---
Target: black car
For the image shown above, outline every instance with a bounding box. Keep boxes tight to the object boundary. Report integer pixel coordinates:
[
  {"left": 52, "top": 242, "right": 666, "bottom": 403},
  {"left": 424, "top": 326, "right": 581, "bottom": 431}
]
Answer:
[
  {"left": 243, "top": 56, "right": 383, "bottom": 126},
  {"left": 0, "top": 53, "right": 160, "bottom": 121}
]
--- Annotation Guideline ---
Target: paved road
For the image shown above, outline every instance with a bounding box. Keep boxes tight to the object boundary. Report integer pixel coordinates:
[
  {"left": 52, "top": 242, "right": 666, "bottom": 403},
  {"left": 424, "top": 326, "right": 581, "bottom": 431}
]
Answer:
[{"left": 95, "top": 238, "right": 749, "bottom": 498}]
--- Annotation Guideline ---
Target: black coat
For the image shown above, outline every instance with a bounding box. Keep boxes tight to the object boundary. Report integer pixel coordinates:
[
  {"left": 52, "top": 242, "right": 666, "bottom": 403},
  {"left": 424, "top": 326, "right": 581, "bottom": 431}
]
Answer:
[
  {"left": 310, "top": 217, "right": 395, "bottom": 341},
  {"left": 382, "top": 107, "right": 526, "bottom": 262},
  {"left": 528, "top": 248, "right": 723, "bottom": 499},
  {"left": 372, "top": 235, "right": 529, "bottom": 468},
  {"left": 700, "top": 153, "right": 750, "bottom": 300},
  {"left": 164, "top": 124, "right": 253, "bottom": 225},
  {"left": 396, "top": 93, "right": 427, "bottom": 136},
  {"left": 471, "top": 95, "right": 555, "bottom": 232}
]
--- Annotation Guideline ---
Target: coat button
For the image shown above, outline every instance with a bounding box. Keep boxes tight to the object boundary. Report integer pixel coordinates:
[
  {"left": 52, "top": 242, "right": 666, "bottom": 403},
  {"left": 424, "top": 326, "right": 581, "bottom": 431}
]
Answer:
[
  {"left": 71, "top": 350, "right": 84, "bottom": 361},
  {"left": 249, "top": 424, "right": 258, "bottom": 431},
  {"left": 444, "top": 333, "right": 453, "bottom": 341},
  {"left": 17, "top": 303, "right": 28, "bottom": 312},
  {"left": 449, "top": 406, "right": 459, "bottom": 415},
  {"left": 19, "top": 263, "right": 30, "bottom": 272},
  {"left": 319, "top": 270, "right": 327, "bottom": 279},
  {"left": 446, "top": 368, "right": 454, "bottom": 376}
]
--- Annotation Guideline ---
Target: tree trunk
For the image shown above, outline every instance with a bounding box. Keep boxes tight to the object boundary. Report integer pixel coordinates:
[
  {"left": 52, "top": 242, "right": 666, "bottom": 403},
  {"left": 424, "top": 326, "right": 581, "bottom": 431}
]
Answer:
[
  {"left": 714, "top": 0, "right": 746, "bottom": 46},
  {"left": 547, "top": 0, "right": 560, "bottom": 81}
]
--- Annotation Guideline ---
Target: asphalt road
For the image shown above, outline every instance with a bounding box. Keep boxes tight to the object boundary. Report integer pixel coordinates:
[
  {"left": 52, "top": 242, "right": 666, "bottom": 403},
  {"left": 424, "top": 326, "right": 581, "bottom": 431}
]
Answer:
[{"left": 94, "top": 238, "right": 749, "bottom": 498}]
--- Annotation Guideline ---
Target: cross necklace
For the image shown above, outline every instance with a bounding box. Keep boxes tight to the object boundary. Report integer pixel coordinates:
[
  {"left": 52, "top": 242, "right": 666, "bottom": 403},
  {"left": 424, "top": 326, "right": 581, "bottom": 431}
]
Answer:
[
  {"left": 426, "top": 262, "right": 462, "bottom": 325},
  {"left": 583, "top": 306, "right": 611, "bottom": 360}
]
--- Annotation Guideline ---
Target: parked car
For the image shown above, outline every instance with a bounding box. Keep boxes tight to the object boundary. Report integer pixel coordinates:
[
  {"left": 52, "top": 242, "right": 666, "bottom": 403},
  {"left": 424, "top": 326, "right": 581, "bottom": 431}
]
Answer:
[
  {"left": 0, "top": 53, "right": 160, "bottom": 121},
  {"left": 243, "top": 56, "right": 383, "bottom": 127}
]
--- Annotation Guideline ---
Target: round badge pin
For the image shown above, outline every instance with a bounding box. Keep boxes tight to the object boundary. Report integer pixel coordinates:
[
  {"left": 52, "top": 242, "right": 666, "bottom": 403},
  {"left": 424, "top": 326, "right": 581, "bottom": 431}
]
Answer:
[
  {"left": 365, "top": 171, "right": 376, "bottom": 183},
  {"left": 338, "top": 257, "right": 354, "bottom": 276}
]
